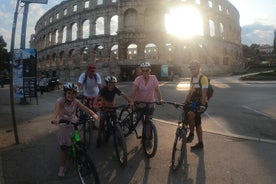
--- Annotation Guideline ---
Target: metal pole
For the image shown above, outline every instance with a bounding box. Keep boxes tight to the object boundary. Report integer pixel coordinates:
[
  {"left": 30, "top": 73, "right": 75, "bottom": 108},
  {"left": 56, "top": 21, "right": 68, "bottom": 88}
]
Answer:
[
  {"left": 19, "top": 2, "right": 30, "bottom": 104},
  {"left": 21, "top": 2, "right": 29, "bottom": 49},
  {"left": 9, "top": 0, "right": 21, "bottom": 144}
]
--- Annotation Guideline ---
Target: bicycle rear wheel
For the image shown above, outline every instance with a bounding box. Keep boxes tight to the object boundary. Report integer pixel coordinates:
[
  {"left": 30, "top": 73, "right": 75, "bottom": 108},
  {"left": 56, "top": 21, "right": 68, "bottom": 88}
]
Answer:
[
  {"left": 113, "top": 124, "right": 128, "bottom": 167},
  {"left": 76, "top": 151, "right": 100, "bottom": 184},
  {"left": 83, "top": 117, "right": 94, "bottom": 149},
  {"left": 142, "top": 121, "right": 158, "bottom": 158},
  {"left": 171, "top": 128, "right": 187, "bottom": 171}
]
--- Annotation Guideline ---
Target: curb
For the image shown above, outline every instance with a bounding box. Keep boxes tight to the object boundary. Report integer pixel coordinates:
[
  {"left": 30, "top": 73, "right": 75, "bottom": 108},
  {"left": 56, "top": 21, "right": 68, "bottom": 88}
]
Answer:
[{"left": 154, "top": 118, "right": 276, "bottom": 144}]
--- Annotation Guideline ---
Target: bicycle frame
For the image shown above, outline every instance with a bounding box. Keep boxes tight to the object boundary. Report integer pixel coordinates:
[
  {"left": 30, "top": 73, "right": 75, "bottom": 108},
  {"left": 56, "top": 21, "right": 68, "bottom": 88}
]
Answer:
[
  {"left": 119, "top": 101, "right": 159, "bottom": 158},
  {"left": 120, "top": 102, "right": 156, "bottom": 138},
  {"left": 55, "top": 120, "right": 100, "bottom": 183}
]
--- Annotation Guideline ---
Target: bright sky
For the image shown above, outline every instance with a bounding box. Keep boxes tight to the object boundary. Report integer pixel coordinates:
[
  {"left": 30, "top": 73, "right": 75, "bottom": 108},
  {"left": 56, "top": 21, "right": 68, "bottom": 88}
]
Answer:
[{"left": 0, "top": 0, "right": 275, "bottom": 51}]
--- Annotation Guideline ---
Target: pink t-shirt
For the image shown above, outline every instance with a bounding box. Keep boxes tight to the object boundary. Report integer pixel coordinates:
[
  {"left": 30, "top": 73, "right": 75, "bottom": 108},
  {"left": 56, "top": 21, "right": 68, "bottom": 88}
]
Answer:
[{"left": 133, "top": 75, "right": 159, "bottom": 102}]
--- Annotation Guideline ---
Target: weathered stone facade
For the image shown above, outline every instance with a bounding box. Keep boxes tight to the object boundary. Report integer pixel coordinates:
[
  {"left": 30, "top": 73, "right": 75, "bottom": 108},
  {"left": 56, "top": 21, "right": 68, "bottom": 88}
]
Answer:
[{"left": 30, "top": 0, "right": 242, "bottom": 82}]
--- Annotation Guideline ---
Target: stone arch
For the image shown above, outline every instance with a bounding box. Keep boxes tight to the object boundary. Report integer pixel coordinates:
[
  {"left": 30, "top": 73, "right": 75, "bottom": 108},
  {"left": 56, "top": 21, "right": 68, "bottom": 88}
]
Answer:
[{"left": 124, "top": 9, "right": 137, "bottom": 31}]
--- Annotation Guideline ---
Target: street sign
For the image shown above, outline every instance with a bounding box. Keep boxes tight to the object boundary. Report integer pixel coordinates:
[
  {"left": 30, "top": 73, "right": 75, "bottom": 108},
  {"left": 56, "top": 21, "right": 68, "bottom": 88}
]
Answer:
[{"left": 21, "top": 0, "right": 48, "bottom": 4}]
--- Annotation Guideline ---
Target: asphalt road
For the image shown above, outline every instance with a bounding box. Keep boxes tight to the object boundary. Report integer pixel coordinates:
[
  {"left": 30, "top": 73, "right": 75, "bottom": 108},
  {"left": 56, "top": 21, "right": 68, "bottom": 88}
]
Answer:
[{"left": 0, "top": 75, "right": 276, "bottom": 184}]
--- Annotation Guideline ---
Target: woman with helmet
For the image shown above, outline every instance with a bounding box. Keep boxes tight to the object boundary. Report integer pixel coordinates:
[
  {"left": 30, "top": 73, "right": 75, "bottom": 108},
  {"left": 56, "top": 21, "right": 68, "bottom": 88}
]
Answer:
[
  {"left": 94, "top": 75, "right": 133, "bottom": 147},
  {"left": 131, "top": 62, "right": 164, "bottom": 142},
  {"left": 51, "top": 82, "right": 99, "bottom": 177}
]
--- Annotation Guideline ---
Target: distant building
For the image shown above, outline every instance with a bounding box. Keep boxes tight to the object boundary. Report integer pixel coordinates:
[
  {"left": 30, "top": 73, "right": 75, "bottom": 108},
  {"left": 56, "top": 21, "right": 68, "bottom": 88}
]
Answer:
[
  {"left": 258, "top": 45, "right": 275, "bottom": 57},
  {"left": 30, "top": 0, "right": 242, "bottom": 81}
]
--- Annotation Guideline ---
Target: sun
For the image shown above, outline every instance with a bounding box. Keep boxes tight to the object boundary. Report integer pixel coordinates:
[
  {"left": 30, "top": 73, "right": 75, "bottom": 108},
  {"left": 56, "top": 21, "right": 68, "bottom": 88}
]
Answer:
[{"left": 165, "top": 6, "right": 203, "bottom": 38}]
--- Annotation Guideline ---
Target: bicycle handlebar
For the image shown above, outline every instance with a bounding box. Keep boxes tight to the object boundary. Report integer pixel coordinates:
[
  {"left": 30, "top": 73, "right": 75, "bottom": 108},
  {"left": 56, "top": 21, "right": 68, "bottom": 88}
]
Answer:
[
  {"left": 165, "top": 101, "right": 200, "bottom": 110},
  {"left": 51, "top": 119, "right": 83, "bottom": 126},
  {"left": 134, "top": 101, "right": 163, "bottom": 105}
]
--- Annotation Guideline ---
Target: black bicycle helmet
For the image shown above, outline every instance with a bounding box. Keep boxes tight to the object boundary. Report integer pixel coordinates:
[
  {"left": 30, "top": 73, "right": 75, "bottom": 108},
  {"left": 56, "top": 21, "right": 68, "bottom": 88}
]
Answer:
[
  {"left": 105, "top": 75, "right": 118, "bottom": 83},
  {"left": 63, "top": 82, "right": 78, "bottom": 93}
]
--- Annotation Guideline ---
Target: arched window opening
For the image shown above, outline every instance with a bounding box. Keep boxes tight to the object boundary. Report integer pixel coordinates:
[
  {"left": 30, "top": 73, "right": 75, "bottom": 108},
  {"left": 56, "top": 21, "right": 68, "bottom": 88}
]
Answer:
[
  {"left": 83, "top": 20, "right": 90, "bottom": 39},
  {"left": 72, "top": 23, "right": 78, "bottom": 41},
  {"left": 127, "top": 44, "right": 137, "bottom": 60},
  {"left": 145, "top": 43, "right": 158, "bottom": 60},
  {"left": 96, "top": 17, "right": 104, "bottom": 35},
  {"left": 110, "top": 15, "right": 118, "bottom": 35}
]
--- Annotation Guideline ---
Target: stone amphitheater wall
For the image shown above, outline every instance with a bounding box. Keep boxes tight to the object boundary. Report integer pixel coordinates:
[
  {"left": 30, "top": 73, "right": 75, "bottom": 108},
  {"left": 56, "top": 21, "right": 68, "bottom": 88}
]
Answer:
[{"left": 31, "top": 0, "right": 242, "bottom": 82}]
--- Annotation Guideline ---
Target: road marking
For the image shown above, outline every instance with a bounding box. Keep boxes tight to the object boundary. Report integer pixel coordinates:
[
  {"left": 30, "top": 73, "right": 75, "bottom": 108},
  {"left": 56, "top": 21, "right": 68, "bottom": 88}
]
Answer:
[{"left": 242, "top": 105, "right": 276, "bottom": 120}]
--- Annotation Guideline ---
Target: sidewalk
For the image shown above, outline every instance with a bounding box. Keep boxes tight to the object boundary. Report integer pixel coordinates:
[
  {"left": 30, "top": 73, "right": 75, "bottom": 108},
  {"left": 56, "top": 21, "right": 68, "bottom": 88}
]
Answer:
[{"left": 1, "top": 85, "right": 276, "bottom": 184}]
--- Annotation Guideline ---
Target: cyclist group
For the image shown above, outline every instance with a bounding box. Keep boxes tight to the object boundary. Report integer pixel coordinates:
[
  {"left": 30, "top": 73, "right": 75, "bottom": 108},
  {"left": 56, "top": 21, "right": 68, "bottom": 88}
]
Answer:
[{"left": 51, "top": 59, "right": 208, "bottom": 177}]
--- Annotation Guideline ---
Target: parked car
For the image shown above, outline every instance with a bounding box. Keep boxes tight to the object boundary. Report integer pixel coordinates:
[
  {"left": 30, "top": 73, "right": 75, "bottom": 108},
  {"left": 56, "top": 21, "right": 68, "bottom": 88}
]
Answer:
[{"left": 37, "top": 77, "right": 62, "bottom": 92}]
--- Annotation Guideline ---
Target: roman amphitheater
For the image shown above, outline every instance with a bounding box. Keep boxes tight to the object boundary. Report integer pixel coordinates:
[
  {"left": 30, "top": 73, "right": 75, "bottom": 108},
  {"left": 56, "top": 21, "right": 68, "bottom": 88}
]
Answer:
[{"left": 30, "top": 0, "right": 242, "bottom": 82}]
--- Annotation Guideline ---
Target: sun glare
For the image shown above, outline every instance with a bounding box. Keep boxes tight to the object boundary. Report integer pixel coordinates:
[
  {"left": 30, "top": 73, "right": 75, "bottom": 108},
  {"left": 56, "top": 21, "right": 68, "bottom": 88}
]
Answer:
[{"left": 165, "top": 6, "right": 203, "bottom": 38}]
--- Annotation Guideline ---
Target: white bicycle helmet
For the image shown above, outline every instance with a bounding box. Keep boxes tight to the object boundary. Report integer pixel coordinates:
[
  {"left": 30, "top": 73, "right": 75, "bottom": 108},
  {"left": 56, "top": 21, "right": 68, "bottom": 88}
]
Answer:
[
  {"left": 63, "top": 82, "right": 78, "bottom": 93},
  {"left": 105, "top": 75, "right": 118, "bottom": 83},
  {"left": 140, "top": 62, "right": 151, "bottom": 69}
]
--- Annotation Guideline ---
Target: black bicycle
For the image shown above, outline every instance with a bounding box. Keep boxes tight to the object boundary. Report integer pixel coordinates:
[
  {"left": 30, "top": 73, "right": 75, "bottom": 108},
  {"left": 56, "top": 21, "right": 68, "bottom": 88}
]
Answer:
[
  {"left": 100, "top": 105, "right": 128, "bottom": 167},
  {"left": 166, "top": 101, "right": 199, "bottom": 171},
  {"left": 53, "top": 119, "right": 100, "bottom": 184},
  {"left": 118, "top": 101, "right": 160, "bottom": 158}
]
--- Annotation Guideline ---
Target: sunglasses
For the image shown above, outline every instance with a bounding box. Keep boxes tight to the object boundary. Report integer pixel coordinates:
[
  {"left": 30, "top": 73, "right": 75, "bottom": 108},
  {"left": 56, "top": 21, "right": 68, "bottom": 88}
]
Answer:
[{"left": 142, "top": 69, "right": 149, "bottom": 72}]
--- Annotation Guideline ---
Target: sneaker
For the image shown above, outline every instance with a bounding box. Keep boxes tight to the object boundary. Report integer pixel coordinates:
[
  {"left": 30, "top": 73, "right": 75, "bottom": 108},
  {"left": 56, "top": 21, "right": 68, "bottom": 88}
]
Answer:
[
  {"left": 58, "top": 166, "right": 66, "bottom": 177},
  {"left": 186, "top": 133, "right": 194, "bottom": 143},
  {"left": 191, "top": 142, "right": 203, "bottom": 150}
]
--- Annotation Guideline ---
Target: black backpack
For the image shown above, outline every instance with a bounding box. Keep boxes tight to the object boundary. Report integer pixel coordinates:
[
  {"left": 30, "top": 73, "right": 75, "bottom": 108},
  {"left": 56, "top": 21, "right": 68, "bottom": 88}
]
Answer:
[{"left": 195, "top": 75, "right": 214, "bottom": 100}]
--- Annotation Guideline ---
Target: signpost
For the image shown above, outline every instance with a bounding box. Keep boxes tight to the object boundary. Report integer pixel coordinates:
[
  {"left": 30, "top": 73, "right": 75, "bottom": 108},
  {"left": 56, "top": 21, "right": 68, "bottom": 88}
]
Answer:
[{"left": 9, "top": 0, "right": 48, "bottom": 144}]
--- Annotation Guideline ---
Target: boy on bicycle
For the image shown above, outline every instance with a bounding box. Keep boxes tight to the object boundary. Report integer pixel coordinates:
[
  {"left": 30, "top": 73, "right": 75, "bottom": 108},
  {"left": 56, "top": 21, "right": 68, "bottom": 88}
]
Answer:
[
  {"left": 94, "top": 75, "right": 133, "bottom": 147},
  {"left": 51, "top": 82, "right": 99, "bottom": 177}
]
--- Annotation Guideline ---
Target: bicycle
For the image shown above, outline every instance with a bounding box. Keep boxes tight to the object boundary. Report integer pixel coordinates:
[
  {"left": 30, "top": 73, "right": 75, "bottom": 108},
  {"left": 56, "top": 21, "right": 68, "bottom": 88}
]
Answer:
[
  {"left": 76, "top": 94, "right": 96, "bottom": 149},
  {"left": 99, "top": 105, "right": 128, "bottom": 167},
  {"left": 52, "top": 119, "right": 100, "bottom": 184},
  {"left": 166, "top": 101, "right": 199, "bottom": 171},
  {"left": 118, "top": 101, "right": 160, "bottom": 158}
]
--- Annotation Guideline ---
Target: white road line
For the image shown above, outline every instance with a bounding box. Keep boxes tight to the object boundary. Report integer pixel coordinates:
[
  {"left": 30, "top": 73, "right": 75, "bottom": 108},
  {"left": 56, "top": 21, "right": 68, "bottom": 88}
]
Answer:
[
  {"left": 153, "top": 117, "right": 276, "bottom": 144},
  {"left": 204, "top": 111, "right": 231, "bottom": 134},
  {"left": 242, "top": 105, "right": 276, "bottom": 120}
]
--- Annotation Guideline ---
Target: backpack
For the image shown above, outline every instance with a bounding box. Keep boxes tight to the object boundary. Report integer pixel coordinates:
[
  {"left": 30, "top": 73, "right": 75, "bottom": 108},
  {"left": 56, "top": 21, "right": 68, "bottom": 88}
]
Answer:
[
  {"left": 199, "top": 75, "right": 213, "bottom": 100},
  {"left": 193, "top": 75, "right": 214, "bottom": 100},
  {"left": 83, "top": 72, "right": 98, "bottom": 89}
]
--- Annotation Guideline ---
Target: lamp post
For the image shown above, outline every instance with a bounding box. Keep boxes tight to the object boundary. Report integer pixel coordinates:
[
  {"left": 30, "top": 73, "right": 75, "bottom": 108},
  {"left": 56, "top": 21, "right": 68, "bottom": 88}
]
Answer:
[{"left": 9, "top": 0, "right": 21, "bottom": 144}]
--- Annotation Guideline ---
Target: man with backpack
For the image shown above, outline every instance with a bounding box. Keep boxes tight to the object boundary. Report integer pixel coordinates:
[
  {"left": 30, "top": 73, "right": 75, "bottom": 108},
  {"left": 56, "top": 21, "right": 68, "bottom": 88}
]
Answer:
[
  {"left": 77, "top": 63, "right": 102, "bottom": 110},
  {"left": 184, "top": 60, "right": 211, "bottom": 150}
]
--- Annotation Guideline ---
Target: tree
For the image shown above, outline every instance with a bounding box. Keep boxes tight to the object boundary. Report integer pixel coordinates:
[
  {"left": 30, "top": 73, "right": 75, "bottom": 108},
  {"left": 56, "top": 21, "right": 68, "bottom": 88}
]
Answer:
[
  {"left": 0, "top": 36, "right": 10, "bottom": 85},
  {"left": 274, "top": 29, "right": 276, "bottom": 56}
]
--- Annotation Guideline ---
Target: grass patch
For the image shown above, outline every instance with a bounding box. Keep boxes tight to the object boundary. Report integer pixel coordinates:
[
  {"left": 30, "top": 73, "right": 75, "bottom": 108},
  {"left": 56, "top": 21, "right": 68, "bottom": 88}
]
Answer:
[{"left": 240, "top": 70, "right": 276, "bottom": 81}]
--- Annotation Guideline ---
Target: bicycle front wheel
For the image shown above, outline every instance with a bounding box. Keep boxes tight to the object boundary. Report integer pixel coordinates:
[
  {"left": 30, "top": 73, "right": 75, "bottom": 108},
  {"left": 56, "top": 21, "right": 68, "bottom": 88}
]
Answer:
[
  {"left": 113, "top": 124, "right": 128, "bottom": 167},
  {"left": 118, "top": 107, "right": 133, "bottom": 137},
  {"left": 76, "top": 151, "right": 100, "bottom": 184},
  {"left": 142, "top": 121, "right": 158, "bottom": 158},
  {"left": 171, "top": 128, "right": 187, "bottom": 171}
]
